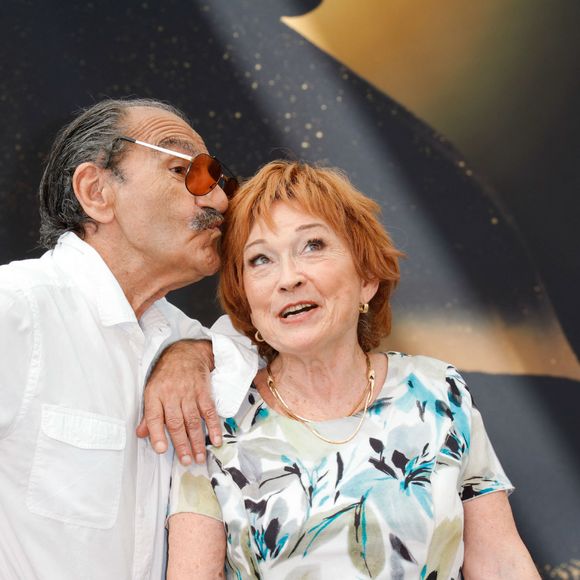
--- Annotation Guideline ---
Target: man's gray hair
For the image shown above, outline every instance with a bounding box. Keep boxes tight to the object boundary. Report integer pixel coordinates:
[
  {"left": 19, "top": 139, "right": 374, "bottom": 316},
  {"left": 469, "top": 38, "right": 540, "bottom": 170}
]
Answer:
[{"left": 38, "top": 98, "right": 190, "bottom": 249}]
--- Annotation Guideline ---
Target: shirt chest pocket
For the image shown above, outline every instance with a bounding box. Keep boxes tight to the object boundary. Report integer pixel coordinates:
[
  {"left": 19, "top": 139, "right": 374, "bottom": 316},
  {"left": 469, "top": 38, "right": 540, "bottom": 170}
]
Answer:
[{"left": 26, "top": 404, "right": 126, "bottom": 529}]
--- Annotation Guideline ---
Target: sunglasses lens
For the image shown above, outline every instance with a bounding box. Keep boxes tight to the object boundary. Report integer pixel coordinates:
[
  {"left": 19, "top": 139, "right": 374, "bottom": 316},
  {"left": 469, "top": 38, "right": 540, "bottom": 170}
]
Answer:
[
  {"left": 186, "top": 154, "right": 222, "bottom": 196},
  {"left": 185, "top": 153, "right": 238, "bottom": 198}
]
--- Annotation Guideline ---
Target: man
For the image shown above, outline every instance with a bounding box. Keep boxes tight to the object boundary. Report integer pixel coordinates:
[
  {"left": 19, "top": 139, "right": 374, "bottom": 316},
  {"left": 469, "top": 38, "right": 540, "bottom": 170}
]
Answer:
[{"left": 0, "top": 98, "right": 257, "bottom": 579}]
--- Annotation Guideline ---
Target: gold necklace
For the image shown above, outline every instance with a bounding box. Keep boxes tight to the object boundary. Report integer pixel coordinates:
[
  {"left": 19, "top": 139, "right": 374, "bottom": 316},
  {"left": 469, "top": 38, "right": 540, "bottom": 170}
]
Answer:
[{"left": 266, "top": 353, "right": 376, "bottom": 445}]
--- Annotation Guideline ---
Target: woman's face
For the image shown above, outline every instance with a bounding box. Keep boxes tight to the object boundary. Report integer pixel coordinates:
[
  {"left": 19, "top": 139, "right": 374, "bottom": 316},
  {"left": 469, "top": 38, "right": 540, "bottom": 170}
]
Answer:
[{"left": 242, "top": 201, "right": 378, "bottom": 357}]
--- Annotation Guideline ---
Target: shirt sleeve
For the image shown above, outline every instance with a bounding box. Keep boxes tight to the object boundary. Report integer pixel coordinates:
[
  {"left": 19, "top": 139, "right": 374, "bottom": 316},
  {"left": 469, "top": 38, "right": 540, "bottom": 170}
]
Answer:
[
  {"left": 445, "top": 366, "right": 515, "bottom": 502},
  {"left": 207, "top": 315, "right": 259, "bottom": 418},
  {"left": 168, "top": 453, "right": 223, "bottom": 523},
  {"left": 0, "top": 285, "right": 38, "bottom": 437}
]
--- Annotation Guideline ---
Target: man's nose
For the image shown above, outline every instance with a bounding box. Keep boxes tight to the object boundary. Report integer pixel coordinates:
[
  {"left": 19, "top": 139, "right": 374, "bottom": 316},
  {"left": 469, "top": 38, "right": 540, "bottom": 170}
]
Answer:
[{"left": 196, "top": 184, "right": 228, "bottom": 214}]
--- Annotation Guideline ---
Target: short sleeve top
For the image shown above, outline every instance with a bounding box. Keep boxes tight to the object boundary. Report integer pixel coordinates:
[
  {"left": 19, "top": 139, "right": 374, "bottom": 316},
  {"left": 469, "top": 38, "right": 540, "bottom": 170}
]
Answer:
[{"left": 169, "top": 353, "right": 513, "bottom": 579}]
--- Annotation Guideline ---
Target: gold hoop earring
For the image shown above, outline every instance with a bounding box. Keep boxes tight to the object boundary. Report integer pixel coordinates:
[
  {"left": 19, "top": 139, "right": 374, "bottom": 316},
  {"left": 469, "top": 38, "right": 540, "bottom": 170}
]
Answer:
[
  {"left": 359, "top": 303, "right": 369, "bottom": 314},
  {"left": 255, "top": 330, "right": 265, "bottom": 343}
]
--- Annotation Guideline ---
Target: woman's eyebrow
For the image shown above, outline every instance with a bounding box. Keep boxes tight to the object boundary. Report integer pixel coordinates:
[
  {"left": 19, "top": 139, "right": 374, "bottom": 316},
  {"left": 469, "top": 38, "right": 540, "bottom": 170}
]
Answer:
[
  {"left": 295, "top": 223, "right": 327, "bottom": 233},
  {"left": 244, "top": 223, "right": 328, "bottom": 251},
  {"left": 244, "top": 238, "right": 266, "bottom": 251}
]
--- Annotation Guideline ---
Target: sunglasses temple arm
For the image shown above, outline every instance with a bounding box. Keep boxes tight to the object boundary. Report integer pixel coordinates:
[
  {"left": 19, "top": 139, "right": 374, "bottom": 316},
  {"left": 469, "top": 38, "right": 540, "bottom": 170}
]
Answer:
[
  {"left": 219, "top": 159, "right": 237, "bottom": 180},
  {"left": 119, "top": 136, "right": 194, "bottom": 162}
]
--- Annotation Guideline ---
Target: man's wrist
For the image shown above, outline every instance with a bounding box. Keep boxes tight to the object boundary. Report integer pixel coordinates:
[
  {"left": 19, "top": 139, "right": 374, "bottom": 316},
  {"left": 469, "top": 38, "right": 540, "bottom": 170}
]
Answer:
[{"left": 171, "top": 338, "right": 215, "bottom": 372}]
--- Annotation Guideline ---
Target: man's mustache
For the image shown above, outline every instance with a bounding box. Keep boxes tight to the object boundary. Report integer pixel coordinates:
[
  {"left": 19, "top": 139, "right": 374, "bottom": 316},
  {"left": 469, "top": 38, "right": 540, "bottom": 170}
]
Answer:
[{"left": 189, "top": 208, "right": 224, "bottom": 231}]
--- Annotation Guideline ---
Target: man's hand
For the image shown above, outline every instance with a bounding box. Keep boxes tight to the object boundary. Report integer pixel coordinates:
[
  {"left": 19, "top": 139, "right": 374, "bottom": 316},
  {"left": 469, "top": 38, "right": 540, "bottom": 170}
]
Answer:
[{"left": 136, "top": 339, "right": 223, "bottom": 465}]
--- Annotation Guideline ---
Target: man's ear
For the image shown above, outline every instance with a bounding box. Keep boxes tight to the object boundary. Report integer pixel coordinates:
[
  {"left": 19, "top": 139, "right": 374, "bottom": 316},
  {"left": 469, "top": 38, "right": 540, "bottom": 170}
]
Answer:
[{"left": 72, "top": 162, "right": 116, "bottom": 224}]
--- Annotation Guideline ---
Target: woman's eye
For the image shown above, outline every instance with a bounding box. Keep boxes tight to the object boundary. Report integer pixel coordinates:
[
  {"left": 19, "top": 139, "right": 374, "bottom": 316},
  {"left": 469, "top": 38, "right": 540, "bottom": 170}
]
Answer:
[
  {"left": 304, "top": 238, "right": 325, "bottom": 252},
  {"left": 248, "top": 254, "right": 270, "bottom": 267}
]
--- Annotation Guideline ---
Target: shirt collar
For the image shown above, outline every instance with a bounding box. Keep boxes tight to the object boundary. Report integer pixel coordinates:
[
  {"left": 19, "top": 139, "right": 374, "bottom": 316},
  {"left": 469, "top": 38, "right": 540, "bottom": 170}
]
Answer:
[{"left": 52, "top": 232, "right": 168, "bottom": 328}]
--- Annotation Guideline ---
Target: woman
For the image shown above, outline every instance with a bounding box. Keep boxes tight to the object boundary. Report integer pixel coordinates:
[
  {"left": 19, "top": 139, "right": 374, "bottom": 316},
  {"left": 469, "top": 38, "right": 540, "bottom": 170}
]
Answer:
[{"left": 167, "top": 161, "right": 538, "bottom": 579}]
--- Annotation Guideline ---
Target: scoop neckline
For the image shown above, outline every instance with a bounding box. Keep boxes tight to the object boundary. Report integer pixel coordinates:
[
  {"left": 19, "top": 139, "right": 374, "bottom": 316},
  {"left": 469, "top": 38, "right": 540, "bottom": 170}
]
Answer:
[{"left": 250, "top": 352, "right": 397, "bottom": 425}]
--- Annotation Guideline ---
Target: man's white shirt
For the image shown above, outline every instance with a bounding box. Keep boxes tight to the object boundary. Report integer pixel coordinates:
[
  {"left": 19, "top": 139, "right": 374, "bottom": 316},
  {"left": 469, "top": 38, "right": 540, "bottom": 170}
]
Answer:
[{"left": 0, "top": 232, "right": 258, "bottom": 580}]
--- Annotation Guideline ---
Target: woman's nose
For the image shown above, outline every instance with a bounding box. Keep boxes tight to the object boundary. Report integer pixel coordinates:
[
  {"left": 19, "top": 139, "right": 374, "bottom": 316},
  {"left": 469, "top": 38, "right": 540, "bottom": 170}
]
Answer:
[{"left": 278, "top": 259, "right": 304, "bottom": 292}]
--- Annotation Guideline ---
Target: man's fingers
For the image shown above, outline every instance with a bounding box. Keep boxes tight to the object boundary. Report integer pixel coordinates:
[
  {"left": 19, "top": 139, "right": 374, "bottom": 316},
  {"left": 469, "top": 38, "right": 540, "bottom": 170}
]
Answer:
[
  {"left": 143, "top": 398, "right": 169, "bottom": 454},
  {"left": 199, "top": 398, "right": 222, "bottom": 448},
  {"left": 136, "top": 416, "right": 150, "bottom": 439},
  {"left": 182, "top": 405, "right": 206, "bottom": 464},
  {"left": 142, "top": 339, "right": 218, "bottom": 465},
  {"left": 165, "top": 409, "right": 193, "bottom": 465}
]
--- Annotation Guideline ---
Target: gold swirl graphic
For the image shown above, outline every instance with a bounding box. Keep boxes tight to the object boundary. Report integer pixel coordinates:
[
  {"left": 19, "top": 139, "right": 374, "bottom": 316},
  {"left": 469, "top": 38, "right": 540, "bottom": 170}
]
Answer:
[{"left": 282, "top": 1, "right": 580, "bottom": 380}]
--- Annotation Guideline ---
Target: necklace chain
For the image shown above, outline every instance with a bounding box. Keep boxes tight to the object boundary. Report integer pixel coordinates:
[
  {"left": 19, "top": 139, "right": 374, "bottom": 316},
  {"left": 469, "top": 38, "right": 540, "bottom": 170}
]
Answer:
[{"left": 266, "top": 354, "right": 376, "bottom": 445}]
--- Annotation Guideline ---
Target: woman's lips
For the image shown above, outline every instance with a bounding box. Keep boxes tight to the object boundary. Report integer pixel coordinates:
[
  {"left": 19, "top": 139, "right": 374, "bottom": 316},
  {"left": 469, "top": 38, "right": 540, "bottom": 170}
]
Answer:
[{"left": 279, "top": 302, "right": 319, "bottom": 319}]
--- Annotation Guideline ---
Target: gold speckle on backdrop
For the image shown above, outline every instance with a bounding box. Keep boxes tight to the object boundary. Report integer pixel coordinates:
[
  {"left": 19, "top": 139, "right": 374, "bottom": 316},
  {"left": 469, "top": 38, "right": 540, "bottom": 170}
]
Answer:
[{"left": 281, "top": 0, "right": 543, "bottom": 165}]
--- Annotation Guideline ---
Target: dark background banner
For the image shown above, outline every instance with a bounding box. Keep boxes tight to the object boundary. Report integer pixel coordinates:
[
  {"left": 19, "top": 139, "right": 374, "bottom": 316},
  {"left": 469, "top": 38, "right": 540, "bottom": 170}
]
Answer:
[{"left": 1, "top": 1, "right": 578, "bottom": 576}]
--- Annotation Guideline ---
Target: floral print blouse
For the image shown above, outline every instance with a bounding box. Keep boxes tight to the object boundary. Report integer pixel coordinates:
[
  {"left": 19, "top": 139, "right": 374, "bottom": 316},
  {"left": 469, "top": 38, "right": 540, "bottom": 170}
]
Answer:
[{"left": 169, "top": 353, "right": 513, "bottom": 579}]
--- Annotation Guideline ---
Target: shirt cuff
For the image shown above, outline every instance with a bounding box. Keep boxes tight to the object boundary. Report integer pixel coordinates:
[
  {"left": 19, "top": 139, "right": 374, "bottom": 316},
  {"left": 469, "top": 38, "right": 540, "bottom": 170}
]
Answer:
[{"left": 208, "top": 316, "right": 259, "bottom": 417}]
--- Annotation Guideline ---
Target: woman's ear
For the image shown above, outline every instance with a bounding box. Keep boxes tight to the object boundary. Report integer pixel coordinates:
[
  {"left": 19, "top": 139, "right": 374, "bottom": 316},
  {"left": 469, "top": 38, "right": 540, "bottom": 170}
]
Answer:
[
  {"left": 72, "top": 162, "right": 116, "bottom": 225},
  {"left": 361, "top": 277, "right": 380, "bottom": 305}
]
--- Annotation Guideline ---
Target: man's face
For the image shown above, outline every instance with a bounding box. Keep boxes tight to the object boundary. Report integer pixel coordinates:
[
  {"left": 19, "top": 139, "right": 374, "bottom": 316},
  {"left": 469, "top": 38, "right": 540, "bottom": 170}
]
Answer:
[{"left": 109, "top": 107, "right": 228, "bottom": 288}]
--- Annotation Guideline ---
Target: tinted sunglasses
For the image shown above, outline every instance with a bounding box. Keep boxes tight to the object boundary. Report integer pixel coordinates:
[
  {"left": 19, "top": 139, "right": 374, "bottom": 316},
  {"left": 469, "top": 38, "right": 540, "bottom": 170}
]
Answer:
[{"left": 115, "top": 136, "right": 239, "bottom": 198}]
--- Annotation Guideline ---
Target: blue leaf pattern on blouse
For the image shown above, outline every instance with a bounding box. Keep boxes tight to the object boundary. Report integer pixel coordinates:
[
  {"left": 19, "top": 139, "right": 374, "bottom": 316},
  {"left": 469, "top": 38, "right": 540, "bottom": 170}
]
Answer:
[{"left": 169, "top": 353, "right": 513, "bottom": 579}]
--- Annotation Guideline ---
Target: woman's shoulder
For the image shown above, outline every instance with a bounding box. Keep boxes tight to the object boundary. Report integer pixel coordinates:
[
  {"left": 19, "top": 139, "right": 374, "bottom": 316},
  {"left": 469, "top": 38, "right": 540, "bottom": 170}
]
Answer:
[
  {"left": 383, "top": 351, "right": 470, "bottom": 402},
  {"left": 384, "top": 350, "right": 456, "bottom": 375}
]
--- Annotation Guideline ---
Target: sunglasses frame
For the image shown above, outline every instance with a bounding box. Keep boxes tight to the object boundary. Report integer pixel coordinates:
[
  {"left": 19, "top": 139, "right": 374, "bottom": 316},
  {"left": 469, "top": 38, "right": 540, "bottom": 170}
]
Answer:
[{"left": 114, "top": 136, "right": 238, "bottom": 197}]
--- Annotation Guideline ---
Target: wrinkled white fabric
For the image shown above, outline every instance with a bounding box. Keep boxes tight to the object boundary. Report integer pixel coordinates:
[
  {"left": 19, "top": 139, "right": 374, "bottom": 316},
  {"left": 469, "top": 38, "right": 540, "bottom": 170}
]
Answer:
[{"left": 0, "top": 232, "right": 258, "bottom": 580}]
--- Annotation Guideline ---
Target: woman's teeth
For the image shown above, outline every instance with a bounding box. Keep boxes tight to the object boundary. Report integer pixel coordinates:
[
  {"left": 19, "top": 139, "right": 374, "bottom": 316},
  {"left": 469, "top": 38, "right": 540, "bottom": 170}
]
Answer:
[{"left": 281, "top": 303, "right": 317, "bottom": 318}]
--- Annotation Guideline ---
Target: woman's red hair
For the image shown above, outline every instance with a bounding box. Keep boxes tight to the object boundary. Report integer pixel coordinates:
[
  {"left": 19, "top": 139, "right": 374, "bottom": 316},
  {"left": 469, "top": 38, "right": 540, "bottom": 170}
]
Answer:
[{"left": 218, "top": 161, "right": 402, "bottom": 361}]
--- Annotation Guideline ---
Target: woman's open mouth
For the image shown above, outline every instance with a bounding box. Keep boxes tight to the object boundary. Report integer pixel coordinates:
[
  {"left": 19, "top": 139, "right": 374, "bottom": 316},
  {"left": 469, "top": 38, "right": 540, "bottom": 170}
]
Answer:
[{"left": 279, "top": 303, "right": 318, "bottom": 319}]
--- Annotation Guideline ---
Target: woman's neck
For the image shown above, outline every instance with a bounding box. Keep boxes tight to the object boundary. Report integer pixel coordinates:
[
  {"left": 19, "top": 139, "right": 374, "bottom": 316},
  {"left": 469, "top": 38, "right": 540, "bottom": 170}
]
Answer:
[{"left": 260, "top": 345, "right": 386, "bottom": 421}]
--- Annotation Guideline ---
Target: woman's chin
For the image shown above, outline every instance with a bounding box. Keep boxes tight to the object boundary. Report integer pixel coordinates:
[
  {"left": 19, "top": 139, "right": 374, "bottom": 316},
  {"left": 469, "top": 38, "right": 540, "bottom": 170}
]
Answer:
[{"left": 269, "top": 334, "right": 331, "bottom": 358}]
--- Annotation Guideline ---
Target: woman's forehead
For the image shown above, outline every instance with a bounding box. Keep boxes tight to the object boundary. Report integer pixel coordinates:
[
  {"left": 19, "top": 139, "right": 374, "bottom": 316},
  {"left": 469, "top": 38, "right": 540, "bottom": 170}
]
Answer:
[{"left": 248, "top": 201, "right": 327, "bottom": 234}]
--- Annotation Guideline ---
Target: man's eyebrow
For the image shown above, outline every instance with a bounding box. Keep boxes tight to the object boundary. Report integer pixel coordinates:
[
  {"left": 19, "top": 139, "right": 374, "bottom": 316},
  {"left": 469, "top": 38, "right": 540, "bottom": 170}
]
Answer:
[
  {"left": 244, "top": 223, "right": 327, "bottom": 251},
  {"left": 158, "top": 137, "right": 198, "bottom": 155}
]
